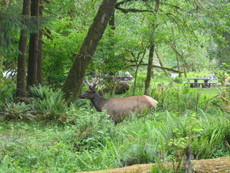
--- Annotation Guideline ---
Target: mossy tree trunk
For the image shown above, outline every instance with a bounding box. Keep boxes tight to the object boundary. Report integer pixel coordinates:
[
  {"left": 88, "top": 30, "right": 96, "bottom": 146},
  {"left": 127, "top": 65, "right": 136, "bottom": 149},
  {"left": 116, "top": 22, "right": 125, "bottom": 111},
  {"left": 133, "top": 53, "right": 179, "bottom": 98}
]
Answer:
[
  {"left": 144, "top": 0, "right": 160, "bottom": 95},
  {"left": 27, "top": 0, "right": 40, "bottom": 88},
  {"left": 16, "top": 0, "right": 31, "bottom": 97},
  {"left": 37, "top": 0, "right": 43, "bottom": 84},
  {"left": 144, "top": 43, "right": 155, "bottom": 95},
  {"left": 62, "top": 0, "right": 117, "bottom": 102}
]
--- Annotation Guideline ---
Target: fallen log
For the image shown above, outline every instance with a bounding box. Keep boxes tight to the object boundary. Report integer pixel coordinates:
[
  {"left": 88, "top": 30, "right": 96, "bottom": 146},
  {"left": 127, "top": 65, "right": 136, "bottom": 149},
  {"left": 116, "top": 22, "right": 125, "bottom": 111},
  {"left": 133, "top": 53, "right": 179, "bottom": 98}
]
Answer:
[{"left": 81, "top": 157, "right": 230, "bottom": 173}]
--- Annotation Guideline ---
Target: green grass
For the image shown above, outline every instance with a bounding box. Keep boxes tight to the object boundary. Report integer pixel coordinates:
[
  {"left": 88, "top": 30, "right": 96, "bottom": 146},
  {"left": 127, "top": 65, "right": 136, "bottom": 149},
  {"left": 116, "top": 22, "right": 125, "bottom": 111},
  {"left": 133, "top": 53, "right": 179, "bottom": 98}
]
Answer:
[
  {"left": 0, "top": 84, "right": 229, "bottom": 172},
  {"left": 0, "top": 110, "right": 229, "bottom": 172},
  {"left": 194, "top": 88, "right": 219, "bottom": 97}
]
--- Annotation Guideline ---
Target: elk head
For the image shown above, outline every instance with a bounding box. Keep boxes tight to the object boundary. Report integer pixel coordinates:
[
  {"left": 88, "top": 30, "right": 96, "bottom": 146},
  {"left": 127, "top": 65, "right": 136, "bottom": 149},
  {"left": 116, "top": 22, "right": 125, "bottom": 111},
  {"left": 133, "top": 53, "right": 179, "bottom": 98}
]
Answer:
[{"left": 78, "top": 86, "right": 96, "bottom": 99}]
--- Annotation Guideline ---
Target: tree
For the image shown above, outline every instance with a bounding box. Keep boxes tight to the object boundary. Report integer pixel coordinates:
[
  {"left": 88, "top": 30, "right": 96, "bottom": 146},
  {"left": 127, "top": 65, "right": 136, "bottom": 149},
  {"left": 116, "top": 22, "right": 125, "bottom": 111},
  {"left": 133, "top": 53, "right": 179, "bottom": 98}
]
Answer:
[
  {"left": 37, "top": 0, "right": 43, "bottom": 84},
  {"left": 144, "top": 43, "right": 155, "bottom": 95},
  {"left": 62, "top": 0, "right": 117, "bottom": 102},
  {"left": 16, "top": 0, "right": 31, "bottom": 97},
  {"left": 27, "top": 0, "right": 42, "bottom": 88},
  {"left": 144, "top": 0, "right": 160, "bottom": 95}
]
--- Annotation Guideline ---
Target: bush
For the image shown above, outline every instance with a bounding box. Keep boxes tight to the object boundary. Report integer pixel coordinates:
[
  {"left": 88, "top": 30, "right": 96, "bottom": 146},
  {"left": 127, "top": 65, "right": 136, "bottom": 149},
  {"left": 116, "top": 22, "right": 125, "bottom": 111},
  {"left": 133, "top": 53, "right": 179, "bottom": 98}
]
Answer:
[
  {"left": 111, "top": 111, "right": 230, "bottom": 171},
  {"left": 0, "top": 79, "right": 15, "bottom": 111},
  {"left": 29, "top": 85, "right": 67, "bottom": 120},
  {"left": 3, "top": 102, "right": 33, "bottom": 121},
  {"left": 173, "top": 77, "right": 183, "bottom": 84},
  {"left": 2, "top": 85, "right": 68, "bottom": 121},
  {"left": 66, "top": 106, "right": 115, "bottom": 151}
]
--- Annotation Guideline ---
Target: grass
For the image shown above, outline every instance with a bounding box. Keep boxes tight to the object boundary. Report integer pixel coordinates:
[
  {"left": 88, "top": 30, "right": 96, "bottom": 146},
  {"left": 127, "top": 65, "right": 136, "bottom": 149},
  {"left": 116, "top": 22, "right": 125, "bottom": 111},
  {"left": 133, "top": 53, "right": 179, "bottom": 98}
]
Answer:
[
  {"left": 0, "top": 84, "right": 229, "bottom": 172},
  {"left": 194, "top": 88, "right": 219, "bottom": 97},
  {"left": 0, "top": 110, "right": 229, "bottom": 172}
]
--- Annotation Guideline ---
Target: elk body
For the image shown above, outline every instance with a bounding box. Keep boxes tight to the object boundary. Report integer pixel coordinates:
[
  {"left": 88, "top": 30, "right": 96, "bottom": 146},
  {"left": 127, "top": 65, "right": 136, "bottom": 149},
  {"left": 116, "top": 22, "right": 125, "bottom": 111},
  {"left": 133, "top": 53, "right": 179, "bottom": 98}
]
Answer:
[{"left": 79, "top": 80, "right": 158, "bottom": 123}]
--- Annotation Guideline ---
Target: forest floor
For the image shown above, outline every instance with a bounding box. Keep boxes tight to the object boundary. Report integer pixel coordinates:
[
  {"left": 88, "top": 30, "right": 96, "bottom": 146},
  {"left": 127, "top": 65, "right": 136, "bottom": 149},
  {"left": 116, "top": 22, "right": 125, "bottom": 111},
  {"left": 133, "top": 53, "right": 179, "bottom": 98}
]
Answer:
[{"left": 82, "top": 157, "right": 230, "bottom": 173}]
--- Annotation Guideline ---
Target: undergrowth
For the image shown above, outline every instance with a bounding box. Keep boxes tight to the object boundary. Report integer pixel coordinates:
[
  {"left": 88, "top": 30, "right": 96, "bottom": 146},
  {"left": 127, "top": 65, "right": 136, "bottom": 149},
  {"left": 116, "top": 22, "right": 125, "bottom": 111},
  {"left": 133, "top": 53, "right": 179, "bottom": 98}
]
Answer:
[{"left": 0, "top": 85, "right": 229, "bottom": 172}]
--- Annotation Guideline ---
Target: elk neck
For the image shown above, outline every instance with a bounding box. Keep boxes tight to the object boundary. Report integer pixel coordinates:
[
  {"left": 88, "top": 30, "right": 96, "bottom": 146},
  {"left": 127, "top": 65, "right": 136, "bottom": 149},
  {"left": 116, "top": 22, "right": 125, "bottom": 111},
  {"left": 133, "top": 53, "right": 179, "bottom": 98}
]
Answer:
[{"left": 90, "top": 92, "right": 107, "bottom": 112}]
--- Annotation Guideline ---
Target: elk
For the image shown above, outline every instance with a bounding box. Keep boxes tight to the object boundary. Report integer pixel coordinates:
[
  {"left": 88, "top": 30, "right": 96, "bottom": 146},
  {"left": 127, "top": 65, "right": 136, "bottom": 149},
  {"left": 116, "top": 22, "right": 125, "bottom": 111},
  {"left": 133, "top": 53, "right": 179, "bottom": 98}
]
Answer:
[{"left": 79, "top": 78, "right": 158, "bottom": 123}]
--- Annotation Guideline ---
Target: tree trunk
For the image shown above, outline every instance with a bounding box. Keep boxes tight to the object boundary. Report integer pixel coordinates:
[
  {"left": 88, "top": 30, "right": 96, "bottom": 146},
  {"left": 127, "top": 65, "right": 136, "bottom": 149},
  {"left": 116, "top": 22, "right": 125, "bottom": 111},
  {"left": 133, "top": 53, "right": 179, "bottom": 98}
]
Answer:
[
  {"left": 176, "top": 56, "right": 181, "bottom": 77},
  {"left": 37, "top": 0, "right": 43, "bottom": 84},
  {"left": 16, "top": 0, "right": 31, "bottom": 97},
  {"left": 131, "top": 49, "right": 146, "bottom": 96},
  {"left": 37, "top": 29, "right": 42, "bottom": 84},
  {"left": 133, "top": 64, "right": 139, "bottom": 96},
  {"left": 109, "top": 9, "right": 115, "bottom": 30},
  {"left": 62, "top": 0, "right": 117, "bottom": 102},
  {"left": 27, "top": 0, "right": 40, "bottom": 88},
  {"left": 144, "top": 44, "right": 154, "bottom": 95},
  {"left": 155, "top": 50, "right": 167, "bottom": 76},
  {"left": 144, "top": 0, "right": 160, "bottom": 95}
]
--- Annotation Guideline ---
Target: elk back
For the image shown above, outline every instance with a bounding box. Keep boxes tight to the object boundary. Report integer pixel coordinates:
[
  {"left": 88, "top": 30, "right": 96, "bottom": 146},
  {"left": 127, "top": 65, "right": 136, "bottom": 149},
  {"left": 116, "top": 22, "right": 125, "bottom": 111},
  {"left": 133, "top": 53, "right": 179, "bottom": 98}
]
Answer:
[{"left": 102, "top": 95, "right": 157, "bottom": 123}]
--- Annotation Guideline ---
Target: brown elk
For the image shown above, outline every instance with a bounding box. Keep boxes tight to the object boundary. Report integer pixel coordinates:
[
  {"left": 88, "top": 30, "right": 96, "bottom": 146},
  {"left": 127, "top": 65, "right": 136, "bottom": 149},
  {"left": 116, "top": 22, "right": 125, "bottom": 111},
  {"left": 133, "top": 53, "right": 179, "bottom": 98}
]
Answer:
[{"left": 79, "top": 78, "right": 158, "bottom": 123}]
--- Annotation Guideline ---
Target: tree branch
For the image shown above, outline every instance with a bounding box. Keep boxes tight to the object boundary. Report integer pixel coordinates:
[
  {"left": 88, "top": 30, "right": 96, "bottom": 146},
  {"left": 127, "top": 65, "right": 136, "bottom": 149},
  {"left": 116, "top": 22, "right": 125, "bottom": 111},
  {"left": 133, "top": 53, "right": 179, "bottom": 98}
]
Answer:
[
  {"left": 116, "top": 6, "right": 152, "bottom": 13},
  {"left": 116, "top": 0, "right": 153, "bottom": 13},
  {"left": 130, "top": 64, "right": 184, "bottom": 73},
  {"left": 116, "top": 0, "right": 137, "bottom": 7}
]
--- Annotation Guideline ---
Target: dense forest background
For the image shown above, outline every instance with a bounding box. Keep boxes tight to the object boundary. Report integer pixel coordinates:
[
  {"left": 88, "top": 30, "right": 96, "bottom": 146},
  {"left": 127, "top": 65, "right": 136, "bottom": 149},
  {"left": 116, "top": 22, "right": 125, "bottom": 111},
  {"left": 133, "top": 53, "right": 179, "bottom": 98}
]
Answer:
[
  {"left": 0, "top": 0, "right": 229, "bottom": 98},
  {"left": 0, "top": 0, "right": 229, "bottom": 172}
]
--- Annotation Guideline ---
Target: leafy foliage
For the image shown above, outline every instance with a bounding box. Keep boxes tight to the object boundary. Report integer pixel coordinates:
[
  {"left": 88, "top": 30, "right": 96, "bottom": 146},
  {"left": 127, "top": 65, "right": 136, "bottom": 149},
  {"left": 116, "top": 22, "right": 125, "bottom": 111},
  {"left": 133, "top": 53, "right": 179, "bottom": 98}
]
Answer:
[
  {"left": 3, "top": 102, "right": 32, "bottom": 120},
  {"left": 0, "top": 79, "right": 15, "bottom": 110},
  {"left": 29, "top": 85, "right": 67, "bottom": 120},
  {"left": 0, "top": 84, "right": 229, "bottom": 172},
  {"left": 0, "top": 0, "right": 230, "bottom": 172}
]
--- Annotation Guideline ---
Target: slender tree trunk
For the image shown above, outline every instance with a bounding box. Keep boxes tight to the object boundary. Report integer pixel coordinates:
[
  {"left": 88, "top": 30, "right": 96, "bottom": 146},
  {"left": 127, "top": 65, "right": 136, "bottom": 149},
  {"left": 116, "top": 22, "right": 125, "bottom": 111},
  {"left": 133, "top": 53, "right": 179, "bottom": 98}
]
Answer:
[
  {"left": 176, "top": 56, "right": 181, "bottom": 77},
  {"left": 16, "top": 0, "right": 31, "bottom": 97},
  {"left": 131, "top": 49, "right": 146, "bottom": 96},
  {"left": 155, "top": 50, "right": 167, "bottom": 75},
  {"left": 27, "top": 34, "right": 38, "bottom": 87},
  {"left": 37, "top": 0, "right": 43, "bottom": 84},
  {"left": 133, "top": 65, "right": 140, "bottom": 96},
  {"left": 109, "top": 9, "right": 115, "bottom": 30},
  {"left": 108, "top": 9, "right": 115, "bottom": 50},
  {"left": 27, "top": 0, "right": 40, "bottom": 88},
  {"left": 62, "top": 0, "right": 117, "bottom": 102},
  {"left": 144, "top": 44, "right": 154, "bottom": 95},
  {"left": 144, "top": 0, "right": 160, "bottom": 95},
  {"left": 183, "top": 65, "right": 187, "bottom": 78},
  {"left": 37, "top": 30, "right": 42, "bottom": 84},
  {"left": 17, "top": 30, "right": 28, "bottom": 97}
]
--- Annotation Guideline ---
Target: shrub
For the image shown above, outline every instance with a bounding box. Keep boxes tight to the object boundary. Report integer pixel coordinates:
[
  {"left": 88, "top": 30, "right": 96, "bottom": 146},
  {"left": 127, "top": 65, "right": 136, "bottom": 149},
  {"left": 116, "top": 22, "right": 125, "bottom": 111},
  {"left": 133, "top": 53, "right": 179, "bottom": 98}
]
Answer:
[
  {"left": 114, "top": 111, "right": 230, "bottom": 168},
  {"left": 29, "top": 85, "right": 67, "bottom": 120},
  {"left": 3, "top": 102, "right": 33, "bottom": 121},
  {"left": 173, "top": 77, "right": 183, "bottom": 84},
  {"left": 0, "top": 79, "right": 15, "bottom": 111},
  {"left": 66, "top": 106, "right": 115, "bottom": 151}
]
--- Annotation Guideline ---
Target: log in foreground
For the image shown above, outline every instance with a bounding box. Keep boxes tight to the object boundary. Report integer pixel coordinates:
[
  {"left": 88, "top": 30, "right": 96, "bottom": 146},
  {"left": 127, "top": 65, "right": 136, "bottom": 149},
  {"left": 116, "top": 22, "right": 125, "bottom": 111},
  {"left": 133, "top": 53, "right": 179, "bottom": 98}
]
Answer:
[{"left": 81, "top": 157, "right": 230, "bottom": 173}]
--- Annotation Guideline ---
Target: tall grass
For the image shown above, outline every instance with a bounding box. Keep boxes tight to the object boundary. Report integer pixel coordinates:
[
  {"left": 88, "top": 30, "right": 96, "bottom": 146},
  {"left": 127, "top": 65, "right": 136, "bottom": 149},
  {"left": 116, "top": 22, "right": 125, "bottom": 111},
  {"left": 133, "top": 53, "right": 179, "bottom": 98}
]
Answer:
[
  {"left": 112, "top": 111, "right": 229, "bottom": 166},
  {"left": 0, "top": 85, "right": 229, "bottom": 172},
  {"left": 0, "top": 111, "right": 229, "bottom": 172}
]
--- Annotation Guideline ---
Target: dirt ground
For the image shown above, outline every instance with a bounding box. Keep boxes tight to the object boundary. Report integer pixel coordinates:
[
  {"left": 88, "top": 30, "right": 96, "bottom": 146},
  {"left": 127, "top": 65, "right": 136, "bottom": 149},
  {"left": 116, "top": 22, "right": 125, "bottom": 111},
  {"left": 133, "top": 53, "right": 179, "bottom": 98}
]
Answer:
[{"left": 82, "top": 157, "right": 230, "bottom": 173}]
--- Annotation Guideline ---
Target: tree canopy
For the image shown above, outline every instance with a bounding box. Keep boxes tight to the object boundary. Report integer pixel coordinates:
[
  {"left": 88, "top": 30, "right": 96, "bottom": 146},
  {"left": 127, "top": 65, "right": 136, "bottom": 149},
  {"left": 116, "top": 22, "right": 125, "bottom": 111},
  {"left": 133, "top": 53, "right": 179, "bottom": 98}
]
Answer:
[{"left": 0, "top": 0, "right": 229, "bottom": 99}]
